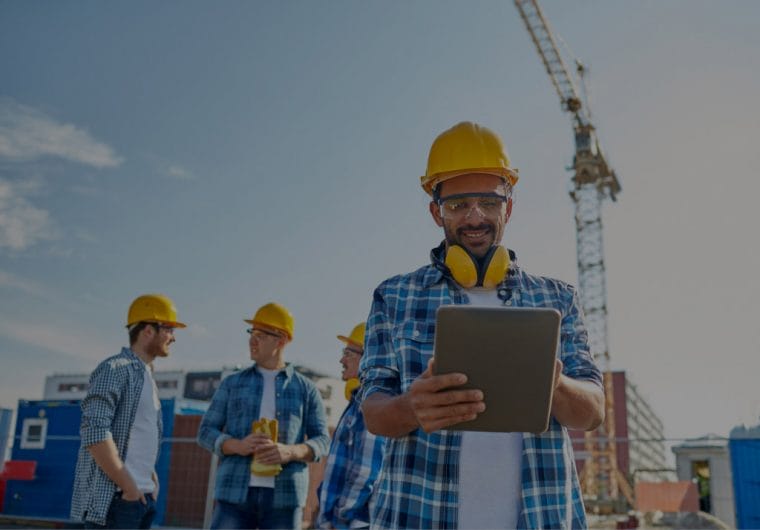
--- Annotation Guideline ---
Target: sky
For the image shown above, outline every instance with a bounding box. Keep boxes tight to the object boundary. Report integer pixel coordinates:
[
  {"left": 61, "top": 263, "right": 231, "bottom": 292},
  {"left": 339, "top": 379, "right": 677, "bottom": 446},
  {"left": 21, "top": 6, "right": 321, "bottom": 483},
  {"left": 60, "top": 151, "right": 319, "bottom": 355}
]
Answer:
[{"left": 1, "top": 0, "right": 759, "bottom": 450}]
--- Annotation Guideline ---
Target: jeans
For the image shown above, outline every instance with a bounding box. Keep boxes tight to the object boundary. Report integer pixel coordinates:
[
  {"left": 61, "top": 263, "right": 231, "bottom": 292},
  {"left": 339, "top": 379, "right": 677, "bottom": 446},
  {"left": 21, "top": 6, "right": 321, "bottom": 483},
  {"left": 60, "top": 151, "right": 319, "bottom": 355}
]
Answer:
[
  {"left": 211, "top": 487, "right": 303, "bottom": 529},
  {"left": 84, "top": 493, "right": 156, "bottom": 529}
]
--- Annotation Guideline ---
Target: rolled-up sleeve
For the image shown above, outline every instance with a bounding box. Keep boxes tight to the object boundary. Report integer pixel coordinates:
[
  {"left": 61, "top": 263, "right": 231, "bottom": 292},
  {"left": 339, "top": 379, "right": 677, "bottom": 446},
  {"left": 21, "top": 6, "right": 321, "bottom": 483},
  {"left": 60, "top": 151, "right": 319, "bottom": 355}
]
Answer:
[
  {"left": 560, "top": 285, "right": 603, "bottom": 387},
  {"left": 358, "top": 287, "right": 401, "bottom": 403},
  {"left": 303, "top": 382, "right": 330, "bottom": 461},
  {"left": 197, "top": 376, "right": 232, "bottom": 457},
  {"left": 80, "top": 362, "right": 121, "bottom": 447}
]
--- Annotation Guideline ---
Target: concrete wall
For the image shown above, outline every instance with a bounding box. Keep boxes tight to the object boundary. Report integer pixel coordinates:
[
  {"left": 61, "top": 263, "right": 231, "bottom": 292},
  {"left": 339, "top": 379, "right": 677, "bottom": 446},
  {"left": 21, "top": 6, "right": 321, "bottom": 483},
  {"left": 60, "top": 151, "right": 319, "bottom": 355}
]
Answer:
[{"left": 673, "top": 443, "right": 735, "bottom": 528}]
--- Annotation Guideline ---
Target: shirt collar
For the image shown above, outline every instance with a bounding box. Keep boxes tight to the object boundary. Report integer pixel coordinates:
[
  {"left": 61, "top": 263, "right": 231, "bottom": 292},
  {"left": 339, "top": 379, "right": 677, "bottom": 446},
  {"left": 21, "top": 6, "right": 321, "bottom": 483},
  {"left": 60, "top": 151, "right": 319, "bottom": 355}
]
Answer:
[
  {"left": 121, "top": 346, "right": 144, "bottom": 364},
  {"left": 252, "top": 362, "right": 294, "bottom": 378},
  {"left": 117, "top": 347, "right": 155, "bottom": 375}
]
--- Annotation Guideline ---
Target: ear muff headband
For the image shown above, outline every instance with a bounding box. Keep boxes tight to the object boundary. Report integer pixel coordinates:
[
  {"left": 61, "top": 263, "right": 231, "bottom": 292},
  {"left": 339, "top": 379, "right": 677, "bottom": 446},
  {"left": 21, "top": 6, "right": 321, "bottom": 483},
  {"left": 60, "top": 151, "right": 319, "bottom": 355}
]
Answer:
[{"left": 444, "top": 245, "right": 510, "bottom": 289}]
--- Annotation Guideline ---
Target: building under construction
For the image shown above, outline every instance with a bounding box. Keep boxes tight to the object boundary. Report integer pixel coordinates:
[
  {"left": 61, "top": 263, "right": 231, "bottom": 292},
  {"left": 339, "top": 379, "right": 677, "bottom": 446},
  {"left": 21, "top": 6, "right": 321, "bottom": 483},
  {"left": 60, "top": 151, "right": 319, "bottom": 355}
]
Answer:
[{"left": 569, "top": 371, "right": 672, "bottom": 494}]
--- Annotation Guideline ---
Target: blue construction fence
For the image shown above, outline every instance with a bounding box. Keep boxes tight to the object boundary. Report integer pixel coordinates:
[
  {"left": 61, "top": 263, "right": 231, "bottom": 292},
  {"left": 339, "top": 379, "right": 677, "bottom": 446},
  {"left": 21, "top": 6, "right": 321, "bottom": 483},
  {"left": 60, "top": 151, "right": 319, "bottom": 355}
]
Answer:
[
  {"left": 1, "top": 398, "right": 202, "bottom": 526},
  {"left": 729, "top": 426, "right": 760, "bottom": 529}
]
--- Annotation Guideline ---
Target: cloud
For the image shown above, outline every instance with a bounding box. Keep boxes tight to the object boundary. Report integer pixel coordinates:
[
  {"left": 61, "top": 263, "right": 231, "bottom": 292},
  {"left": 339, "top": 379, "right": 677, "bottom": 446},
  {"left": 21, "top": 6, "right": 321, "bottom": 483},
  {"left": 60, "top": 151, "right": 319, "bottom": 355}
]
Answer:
[
  {"left": 186, "top": 323, "right": 210, "bottom": 338},
  {"left": 0, "top": 178, "right": 54, "bottom": 250},
  {"left": 0, "top": 269, "right": 49, "bottom": 298},
  {"left": 165, "top": 164, "right": 195, "bottom": 180},
  {"left": 0, "top": 97, "right": 123, "bottom": 168},
  {"left": 141, "top": 153, "right": 197, "bottom": 181},
  {"left": 0, "top": 318, "right": 111, "bottom": 362}
]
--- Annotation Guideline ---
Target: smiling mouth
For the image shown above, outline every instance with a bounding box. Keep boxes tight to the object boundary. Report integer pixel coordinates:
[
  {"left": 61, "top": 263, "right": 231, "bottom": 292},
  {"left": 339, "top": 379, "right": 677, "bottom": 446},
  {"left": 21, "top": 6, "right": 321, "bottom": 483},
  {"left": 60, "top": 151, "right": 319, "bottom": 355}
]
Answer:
[{"left": 458, "top": 225, "right": 492, "bottom": 242}]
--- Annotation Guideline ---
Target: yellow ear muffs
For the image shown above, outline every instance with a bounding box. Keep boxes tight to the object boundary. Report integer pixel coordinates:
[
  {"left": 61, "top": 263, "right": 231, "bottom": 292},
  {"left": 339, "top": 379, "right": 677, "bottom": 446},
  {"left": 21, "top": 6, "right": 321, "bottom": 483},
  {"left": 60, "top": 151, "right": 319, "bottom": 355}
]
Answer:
[
  {"left": 445, "top": 245, "right": 479, "bottom": 288},
  {"left": 482, "top": 245, "right": 509, "bottom": 289},
  {"left": 445, "top": 245, "right": 510, "bottom": 289},
  {"left": 344, "top": 377, "right": 360, "bottom": 400}
]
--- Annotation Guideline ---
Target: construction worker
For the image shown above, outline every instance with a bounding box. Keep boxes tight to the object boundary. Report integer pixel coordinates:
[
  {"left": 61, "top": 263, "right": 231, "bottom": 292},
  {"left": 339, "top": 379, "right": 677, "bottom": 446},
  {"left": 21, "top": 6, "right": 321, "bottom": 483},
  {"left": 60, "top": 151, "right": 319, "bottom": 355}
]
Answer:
[
  {"left": 317, "top": 323, "right": 385, "bottom": 529},
  {"left": 70, "top": 294, "right": 186, "bottom": 528},
  {"left": 197, "top": 302, "right": 330, "bottom": 530},
  {"left": 359, "top": 121, "right": 605, "bottom": 529}
]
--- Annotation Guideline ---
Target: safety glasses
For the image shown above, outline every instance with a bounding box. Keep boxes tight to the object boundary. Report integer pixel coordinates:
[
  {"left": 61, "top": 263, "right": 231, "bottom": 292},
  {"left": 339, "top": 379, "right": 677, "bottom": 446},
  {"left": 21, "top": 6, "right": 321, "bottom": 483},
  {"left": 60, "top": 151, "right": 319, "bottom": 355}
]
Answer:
[
  {"left": 246, "top": 328, "right": 282, "bottom": 339},
  {"left": 437, "top": 191, "right": 510, "bottom": 218},
  {"left": 342, "top": 347, "right": 363, "bottom": 358}
]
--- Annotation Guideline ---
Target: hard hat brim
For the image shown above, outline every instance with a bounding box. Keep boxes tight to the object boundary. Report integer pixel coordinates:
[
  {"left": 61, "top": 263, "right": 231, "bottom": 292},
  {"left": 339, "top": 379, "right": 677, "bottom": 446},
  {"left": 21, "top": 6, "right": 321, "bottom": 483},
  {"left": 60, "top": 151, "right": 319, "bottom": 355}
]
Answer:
[
  {"left": 421, "top": 167, "right": 519, "bottom": 196},
  {"left": 126, "top": 320, "right": 186, "bottom": 329},
  {"left": 245, "top": 319, "right": 291, "bottom": 340},
  {"left": 337, "top": 334, "right": 363, "bottom": 349}
]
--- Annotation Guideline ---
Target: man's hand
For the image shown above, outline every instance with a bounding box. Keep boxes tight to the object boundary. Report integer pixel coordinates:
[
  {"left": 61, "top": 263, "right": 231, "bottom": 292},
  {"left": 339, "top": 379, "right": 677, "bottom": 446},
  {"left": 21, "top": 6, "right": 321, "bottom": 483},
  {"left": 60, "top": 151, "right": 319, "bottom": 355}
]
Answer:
[
  {"left": 409, "top": 358, "right": 485, "bottom": 433},
  {"left": 121, "top": 486, "right": 147, "bottom": 504},
  {"left": 223, "top": 433, "right": 271, "bottom": 456},
  {"left": 87, "top": 438, "right": 145, "bottom": 504},
  {"left": 151, "top": 471, "right": 159, "bottom": 502},
  {"left": 253, "top": 440, "right": 293, "bottom": 465},
  {"left": 553, "top": 359, "right": 563, "bottom": 390}
]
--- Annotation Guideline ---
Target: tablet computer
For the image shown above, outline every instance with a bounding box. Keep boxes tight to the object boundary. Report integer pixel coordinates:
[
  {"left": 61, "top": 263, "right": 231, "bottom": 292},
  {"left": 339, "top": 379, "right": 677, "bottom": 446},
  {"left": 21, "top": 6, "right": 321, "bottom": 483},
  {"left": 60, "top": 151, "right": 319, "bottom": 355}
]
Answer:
[{"left": 433, "top": 305, "right": 561, "bottom": 433}]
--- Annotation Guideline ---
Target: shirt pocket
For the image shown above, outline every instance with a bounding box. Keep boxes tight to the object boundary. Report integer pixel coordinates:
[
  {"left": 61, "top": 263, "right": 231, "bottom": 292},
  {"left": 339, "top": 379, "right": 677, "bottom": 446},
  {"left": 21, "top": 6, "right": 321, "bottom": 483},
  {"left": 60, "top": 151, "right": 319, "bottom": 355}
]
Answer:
[
  {"left": 392, "top": 319, "right": 435, "bottom": 392},
  {"left": 229, "top": 394, "right": 257, "bottom": 438}
]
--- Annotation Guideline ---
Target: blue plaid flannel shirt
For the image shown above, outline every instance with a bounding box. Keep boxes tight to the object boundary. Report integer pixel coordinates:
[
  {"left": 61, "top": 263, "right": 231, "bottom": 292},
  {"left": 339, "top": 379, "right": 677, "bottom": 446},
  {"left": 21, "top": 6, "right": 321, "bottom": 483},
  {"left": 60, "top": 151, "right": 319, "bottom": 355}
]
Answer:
[
  {"left": 358, "top": 246, "right": 602, "bottom": 529},
  {"left": 317, "top": 389, "right": 386, "bottom": 529},
  {"left": 197, "top": 363, "right": 330, "bottom": 508},
  {"left": 71, "top": 347, "right": 161, "bottom": 526}
]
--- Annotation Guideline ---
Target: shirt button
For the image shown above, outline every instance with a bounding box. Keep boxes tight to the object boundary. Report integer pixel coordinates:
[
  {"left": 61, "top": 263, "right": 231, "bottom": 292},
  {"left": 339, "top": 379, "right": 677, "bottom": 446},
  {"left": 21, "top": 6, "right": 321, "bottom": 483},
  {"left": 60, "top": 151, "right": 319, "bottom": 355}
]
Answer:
[
  {"left": 505, "top": 300, "right": 512, "bottom": 306},
  {"left": 413, "top": 329, "right": 420, "bottom": 337}
]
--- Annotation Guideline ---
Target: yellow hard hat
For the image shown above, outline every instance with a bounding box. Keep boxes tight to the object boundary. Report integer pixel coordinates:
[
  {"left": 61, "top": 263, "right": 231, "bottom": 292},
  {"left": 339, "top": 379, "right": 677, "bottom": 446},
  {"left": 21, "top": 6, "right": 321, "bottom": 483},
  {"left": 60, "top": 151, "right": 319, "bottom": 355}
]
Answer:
[
  {"left": 337, "top": 322, "right": 366, "bottom": 350},
  {"left": 127, "top": 294, "right": 186, "bottom": 328},
  {"left": 244, "top": 302, "right": 294, "bottom": 340},
  {"left": 420, "top": 121, "right": 519, "bottom": 196}
]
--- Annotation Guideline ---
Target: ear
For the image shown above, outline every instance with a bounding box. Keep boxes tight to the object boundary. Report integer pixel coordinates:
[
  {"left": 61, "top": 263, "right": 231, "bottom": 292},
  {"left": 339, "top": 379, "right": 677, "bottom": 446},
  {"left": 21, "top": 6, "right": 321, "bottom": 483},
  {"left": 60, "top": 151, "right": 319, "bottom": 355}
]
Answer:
[
  {"left": 429, "top": 201, "right": 444, "bottom": 227},
  {"left": 139, "top": 324, "right": 157, "bottom": 343},
  {"left": 505, "top": 196, "right": 513, "bottom": 223}
]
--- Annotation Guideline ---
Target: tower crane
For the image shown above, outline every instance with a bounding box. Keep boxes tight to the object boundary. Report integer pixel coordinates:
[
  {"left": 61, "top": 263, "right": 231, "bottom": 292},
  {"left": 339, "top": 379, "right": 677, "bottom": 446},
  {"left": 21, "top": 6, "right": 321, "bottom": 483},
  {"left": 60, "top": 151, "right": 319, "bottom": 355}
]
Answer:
[{"left": 514, "top": 0, "right": 633, "bottom": 510}]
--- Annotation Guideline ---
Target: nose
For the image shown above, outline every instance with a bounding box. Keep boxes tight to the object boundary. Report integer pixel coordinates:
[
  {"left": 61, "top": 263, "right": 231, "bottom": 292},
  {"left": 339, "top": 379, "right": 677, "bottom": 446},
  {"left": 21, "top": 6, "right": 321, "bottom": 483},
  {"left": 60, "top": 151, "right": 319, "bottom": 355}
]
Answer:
[{"left": 463, "top": 203, "right": 487, "bottom": 220}]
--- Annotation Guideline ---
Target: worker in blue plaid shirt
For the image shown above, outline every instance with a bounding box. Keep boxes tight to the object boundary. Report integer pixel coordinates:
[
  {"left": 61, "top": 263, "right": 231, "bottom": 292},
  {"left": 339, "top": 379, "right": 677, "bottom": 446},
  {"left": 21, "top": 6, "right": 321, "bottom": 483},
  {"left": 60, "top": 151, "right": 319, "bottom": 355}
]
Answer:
[
  {"left": 358, "top": 122, "right": 605, "bottom": 529},
  {"left": 71, "top": 294, "right": 186, "bottom": 528},
  {"left": 198, "top": 303, "right": 330, "bottom": 529},
  {"left": 317, "top": 323, "right": 385, "bottom": 529}
]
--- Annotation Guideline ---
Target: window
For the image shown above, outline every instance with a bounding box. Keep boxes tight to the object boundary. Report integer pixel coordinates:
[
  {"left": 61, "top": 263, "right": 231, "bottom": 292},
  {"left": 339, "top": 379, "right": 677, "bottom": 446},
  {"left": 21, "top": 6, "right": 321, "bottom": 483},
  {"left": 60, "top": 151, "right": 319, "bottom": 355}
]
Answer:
[
  {"left": 21, "top": 418, "right": 48, "bottom": 449},
  {"left": 58, "top": 382, "right": 88, "bottom": 393},
  {"left": 184, "top": 372, "right": 222, "bottom": 401}
]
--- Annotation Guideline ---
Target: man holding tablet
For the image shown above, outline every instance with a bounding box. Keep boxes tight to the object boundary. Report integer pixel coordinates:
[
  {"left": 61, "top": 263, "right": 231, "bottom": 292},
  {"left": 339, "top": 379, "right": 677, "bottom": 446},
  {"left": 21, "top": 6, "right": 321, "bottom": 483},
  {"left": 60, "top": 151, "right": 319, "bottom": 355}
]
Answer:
[{"left": 359, "top": 121, "right": 605, "bottom": 529}]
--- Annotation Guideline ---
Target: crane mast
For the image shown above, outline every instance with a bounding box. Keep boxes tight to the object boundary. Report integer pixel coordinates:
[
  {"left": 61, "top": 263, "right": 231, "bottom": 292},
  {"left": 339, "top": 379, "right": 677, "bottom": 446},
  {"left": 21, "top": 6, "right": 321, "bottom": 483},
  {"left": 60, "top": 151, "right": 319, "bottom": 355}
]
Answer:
[{"left": 514, "top": 0, "right": 632, "bottom": 510}]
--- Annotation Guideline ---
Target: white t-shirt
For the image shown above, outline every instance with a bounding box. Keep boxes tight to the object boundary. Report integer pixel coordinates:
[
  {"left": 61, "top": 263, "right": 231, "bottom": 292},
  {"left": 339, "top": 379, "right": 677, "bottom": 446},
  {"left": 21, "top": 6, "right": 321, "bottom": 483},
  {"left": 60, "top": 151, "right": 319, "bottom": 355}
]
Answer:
[
  {"left": 457, "top": 288, "right": 523, "bottom": 529},
  {"left": 124, "top": 361, "right": 160, "bottom": 493},
  {"left": 249, "top": 367, "right": 280, "bottom": 488}
]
